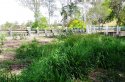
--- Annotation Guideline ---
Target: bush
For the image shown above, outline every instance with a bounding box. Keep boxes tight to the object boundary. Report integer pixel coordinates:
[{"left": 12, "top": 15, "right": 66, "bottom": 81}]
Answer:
[
  {"left": 68, "top": 19, "right": 86, "bottom": 29},
  {"left": 32, "top": 16, "right": 48, "bottom": 29}
]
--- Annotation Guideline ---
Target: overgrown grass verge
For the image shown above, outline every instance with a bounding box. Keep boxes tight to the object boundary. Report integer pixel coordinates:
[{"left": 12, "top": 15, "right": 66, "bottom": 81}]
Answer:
[{"left": 1, "top": 34, "right": 125, "bottom": 82}]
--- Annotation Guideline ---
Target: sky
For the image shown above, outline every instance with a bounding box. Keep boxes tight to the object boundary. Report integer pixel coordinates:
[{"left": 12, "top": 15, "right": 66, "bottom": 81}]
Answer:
[
  {"left": 0, "top": 0, "right": 83, "bottom": 25},
  {"left": 0, "top": 0, "right": 35, "bottom": 25},
  {"left": 0, "top": 0, "right": 63, "bottom": 25}
]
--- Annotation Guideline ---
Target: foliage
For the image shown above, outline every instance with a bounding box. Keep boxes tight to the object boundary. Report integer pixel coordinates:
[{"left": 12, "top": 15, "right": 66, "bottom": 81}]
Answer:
[
  {"left": 16, "top": 40, "right": 40, "bottom": 60},
  {"left": 42, "top": 0, "right": 56, "bottom": 27},
  {"left": 0, "top": 33, "right": 6, "bottom": 45},
  {"left": 0, "top": 33, "right": 6, "bottom": 54},
  {"left": 18, "top": 35, "right": 125, "bottom": 82},
  {"left": 87, "top": 1, "right": 111, "bottom": 25},
  {"left": 16, "top": 39, "right": 58, "bottom": 60},
  {"left": 0, "top": 72, "right": 19, "bottom": 82},
  {"left": 61, "top": 2, "right": 80, "bottom": 26},
  {"left": 32, "top": 16, "right": 48, "bottom": 29},
  {"left": 105, "top": 0, "right": 125, "bottom": 25},
  {"left": 18, "top": 0, "right": 42, "bottom": 22},
  {"left": 119, "top": 6, "right": 125, "bottom": 25},
  {"left": 1, "top": 34, "right": 125, "bottom": 81},
  {"left": 0, "top": 22, "right": 18, "bottom": 30},
  {"left": 68, "top": 19, "right": 86, "bottom": 29},
  {"left": 25, "top": 21, "right": 33, "bottom": 27}
]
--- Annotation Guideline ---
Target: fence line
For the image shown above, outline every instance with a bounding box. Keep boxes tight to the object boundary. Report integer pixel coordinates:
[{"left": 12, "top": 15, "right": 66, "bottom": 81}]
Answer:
[{"left": 0, "top": 26, "right": 125, "bottom": 37}]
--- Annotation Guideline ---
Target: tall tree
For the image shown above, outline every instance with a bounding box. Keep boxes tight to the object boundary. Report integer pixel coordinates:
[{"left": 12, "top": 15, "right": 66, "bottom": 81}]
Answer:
[
  {"left": 18, "top": 0, "right": 42, "bottom": 23},
  {"left": 106, "top": 0, "right": 125, "bottom": 25},
  {"left": 42, "top": 0, "right": 56, "bottom": 27},
  {"left": 87, "top": 1, "right": 111, "bottom": 25},
  {"left": 61, "top": 2, "right": 80, "bottom": 26}
]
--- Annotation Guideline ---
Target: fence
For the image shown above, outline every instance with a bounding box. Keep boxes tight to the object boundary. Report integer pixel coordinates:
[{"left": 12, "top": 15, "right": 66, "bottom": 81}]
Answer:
[
  {"left": 86, "top": 26, "right": 125, "bottom": 36},
  {"left": 0, "top": 26, "right": 125, "bottom": 38}
]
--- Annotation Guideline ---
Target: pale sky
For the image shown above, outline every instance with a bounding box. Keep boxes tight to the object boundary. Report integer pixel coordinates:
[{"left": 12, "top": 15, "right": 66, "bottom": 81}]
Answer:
[
  {"left": 0, "top": 0, "right": 35, "bottom": 25},
  {"left": 0, "top": 0, "right": 94, "bottom": 25},
  {"left": 0, "top": 0, "right": 62, "bottom": 25}
]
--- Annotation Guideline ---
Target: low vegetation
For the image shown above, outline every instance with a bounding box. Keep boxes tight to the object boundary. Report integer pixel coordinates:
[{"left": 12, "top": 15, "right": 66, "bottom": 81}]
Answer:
[{"left": 0, "top": 34, "right": 125, "bottom": 82}]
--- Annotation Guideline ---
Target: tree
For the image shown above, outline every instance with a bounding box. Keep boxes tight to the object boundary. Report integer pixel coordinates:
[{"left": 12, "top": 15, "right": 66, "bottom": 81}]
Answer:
[
  {"left": 119, "top": 6, "right": 125, "bottom": 25},
  {"left": 105, "top": 0, "right": 125, "bottom": 25},
  {"left": 18, "top": 0, "right": 42, "bottom": 23},
  {"left": 87, "top": 1, "right": 111, "bottom": 25},
  {"left": 42, "top": 0, "right": 56, "bottom": 28},
  {"left": 1, "top": 22, "right": 18, "bottom": 30},
  {"left": 61, "top": 2, "right": 80, "bottom": 26},
  {"left": 32, "top": 16, "right": 48, "bottom": 29},
  {"left": 25, "top": 21, "right": 33, "bottom": 27},
  {"left": 68, "top": 19, "right": 86, "bottom": 29}
]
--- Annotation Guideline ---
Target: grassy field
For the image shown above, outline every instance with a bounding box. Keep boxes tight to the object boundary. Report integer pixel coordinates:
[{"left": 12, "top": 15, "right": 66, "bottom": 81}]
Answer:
[{"left": 0, "top": 34, "right": 125, "bottom": 82}]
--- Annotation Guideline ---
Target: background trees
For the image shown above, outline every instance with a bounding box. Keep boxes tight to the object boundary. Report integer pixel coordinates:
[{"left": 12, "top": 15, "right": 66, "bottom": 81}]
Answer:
[
  {"left": 87, "top": 1, "right": 111, "bottom": 25},
  {"left": 18, "top": 0, "right": 57, "bottom": 28},
  {"left": 18, "top": 0, "right": 42, "bottom": 23},
  {"left": 42, "top": 0, "right": 56, "bottom": 28},
  {"left": 105, "top": 0, "right": 125, "bottom": 25},
  {"left": 17, "top": 0, "right": 125, "bottom": 28},
  {"left": 61, "top": 2, "right": 80, "bottom": 26},
  {"left": 32, "top": 16, "right": 48, "bottom": 29},
  {"left": 0, "top": 22, "right": 19, "bottom": 30}
]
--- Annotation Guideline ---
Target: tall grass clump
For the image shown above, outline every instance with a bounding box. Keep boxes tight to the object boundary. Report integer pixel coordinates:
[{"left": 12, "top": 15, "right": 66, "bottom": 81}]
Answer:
[
  {"left": 17, "top": 34, "right": 125, "bottom": 82},
  {"left": 0, "top": 72, "right": 20, "bottom": 82},
  {"left": 16, "top": 40, "right": 58, "bottom": 60}
]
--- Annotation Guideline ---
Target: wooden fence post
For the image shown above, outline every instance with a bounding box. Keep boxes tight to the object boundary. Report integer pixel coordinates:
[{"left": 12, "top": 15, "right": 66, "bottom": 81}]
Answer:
[
  {"left": 86, "top": 25, "right": 89, "bottom": 34},
  {"left": 36, "top": 29, "right": 39, "bottom": 36},
  {"left": 27, "top": 27, "right": 31, "bottom": 36},
  {"left": 116, "top": 26, "right": 120, "bottom": 36},
  {"left": 106, "top": 26, "right": 109, "bottom": 35},
  {"left": 9, "top": 29, "right": 12, "bottom": 37},
  {"left": 44, "top": 29, "right": 47, "bottom": 37}
]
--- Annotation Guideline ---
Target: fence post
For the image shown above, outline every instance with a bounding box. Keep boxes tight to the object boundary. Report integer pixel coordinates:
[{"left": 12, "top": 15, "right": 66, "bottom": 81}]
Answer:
[
  {"left": 90, "top": 25, "right": 92, "bottom": 34},
  {"left": 86, "top": 25, "right": 89, "bottom": 34},
  {"left": 27, "top": 27, "right": 31, "bottom": 36},
  {"left": 106, "top": 25, "right": 109, "bottom": 35},
  {"left": 9, "top": 29, "right": 12, "bottom": 37},
  {"left": 116, "top": 26, "right": 120, "bottom": 36},
  {"left": 36, "top": 29, "right": 39, "bottom": 36},
  {"left": 44, "top": 29, "right": 47, "bottom": 37},
  {"left": 91, "top": 26, "right": 95, "bottom": 33},
  {"left": 94, "top": 26, "right": 96, "bottom": 33}
]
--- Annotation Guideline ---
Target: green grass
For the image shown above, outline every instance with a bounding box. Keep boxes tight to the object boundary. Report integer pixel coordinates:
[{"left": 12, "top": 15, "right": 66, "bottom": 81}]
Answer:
[
  {"left": 16, "top": 39, "right": 59, "bottom": 61},
  {"left": 1, "top": 34, "right": 125, "bottom": 82}
]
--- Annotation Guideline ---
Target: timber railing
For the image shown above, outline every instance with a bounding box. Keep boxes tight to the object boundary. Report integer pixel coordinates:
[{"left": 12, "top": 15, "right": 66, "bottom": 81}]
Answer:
[{"left": 0, "top": 26, "right": 125, "bottom": 37}]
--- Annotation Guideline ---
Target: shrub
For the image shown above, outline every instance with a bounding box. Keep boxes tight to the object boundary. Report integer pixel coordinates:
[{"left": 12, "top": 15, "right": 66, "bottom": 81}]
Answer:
[
  {"left": 68, "top": 19, "right": 86, "bottom": 29},
  {"left": 32, "top": 16, "right": 48, "bottom": 29}
]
